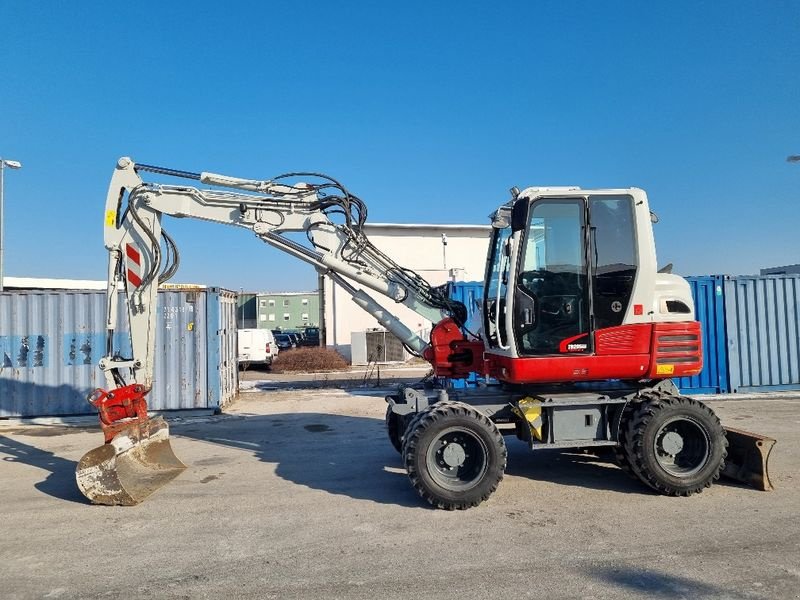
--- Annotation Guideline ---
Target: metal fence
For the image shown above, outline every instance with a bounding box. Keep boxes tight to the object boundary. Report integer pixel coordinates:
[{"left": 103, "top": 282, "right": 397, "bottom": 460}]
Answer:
[{"left": 0, "top": 288, "right": 238, "bottom": 417}]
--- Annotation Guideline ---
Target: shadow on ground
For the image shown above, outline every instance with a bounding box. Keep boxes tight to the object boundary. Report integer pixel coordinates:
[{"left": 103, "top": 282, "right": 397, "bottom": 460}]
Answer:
[
  {"left": 505, "top": 444, "right": 646, "bottom": 494},
  {"left": 3, "top": 411, "right": 744, "bottom": 506},
  {"left": 590, "top": 565, "right": 752, "bottom": 599},
  {"left": 171, "top": 413, "right": 651, "bottom": 503},
  {"left": 0, "top": 435, "right": 90, "bottom": 504},
  {"left": 172, "top": 412, "right": 423, "bottom": 508}
]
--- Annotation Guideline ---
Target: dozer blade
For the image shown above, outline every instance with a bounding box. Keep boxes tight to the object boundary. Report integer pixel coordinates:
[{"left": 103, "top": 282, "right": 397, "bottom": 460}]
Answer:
[
  {"left": 722, "top": 427, "right": 775, "bottom": 491},
  {"left": 76, "top": 416, "right": 186, "bottom": 506}
]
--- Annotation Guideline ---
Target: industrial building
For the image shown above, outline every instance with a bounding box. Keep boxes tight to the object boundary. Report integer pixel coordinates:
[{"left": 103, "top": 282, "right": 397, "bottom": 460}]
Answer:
[
  {"left": 256, "top": 291, "right": 320, "bottom": 330},
  {"left": 761, "top": 263, "right": 800, "bottom": 276},
  {"left": 236, "top": 291, "right": 321, "bottom": 330},
  {"left": 322, "top": 222, "right": 491, "bottom": 362}
]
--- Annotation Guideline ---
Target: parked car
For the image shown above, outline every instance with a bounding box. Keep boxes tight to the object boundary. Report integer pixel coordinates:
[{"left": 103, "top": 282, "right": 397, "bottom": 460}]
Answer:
[
  {"left": 286, "top": 332, "right": 301, "bottom": 347},
  {"left": 302, "top": 326, "right": 320, "bottom": 346},
  {"left": 274, "top": 333, "right": 295, "bottom": 351},
  {"left": 237, "top": 329, "right": 277, "bottom": 369}
]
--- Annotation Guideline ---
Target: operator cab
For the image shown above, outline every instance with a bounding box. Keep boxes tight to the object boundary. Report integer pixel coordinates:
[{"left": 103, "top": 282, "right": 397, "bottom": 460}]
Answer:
[{"left": 482, "top": 187, "right": 699, "bottom": 384}]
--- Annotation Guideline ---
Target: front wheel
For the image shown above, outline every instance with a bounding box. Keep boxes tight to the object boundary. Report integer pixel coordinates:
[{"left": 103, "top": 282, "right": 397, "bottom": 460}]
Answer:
[
  {"left": 403, "top": 401, "right": 507, "bottom": 510},
  {"left": 623, "top": 394, "right": 727, "bottom": 496}
]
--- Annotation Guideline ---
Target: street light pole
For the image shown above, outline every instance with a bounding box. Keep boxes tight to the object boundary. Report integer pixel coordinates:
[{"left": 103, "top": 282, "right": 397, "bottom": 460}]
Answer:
[{"left": 0, "top": 158, "right": 23, "bottom": 292}]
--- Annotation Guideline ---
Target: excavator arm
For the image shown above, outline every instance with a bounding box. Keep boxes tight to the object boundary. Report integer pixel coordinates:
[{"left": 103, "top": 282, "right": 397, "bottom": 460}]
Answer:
[{"left": 77, "top": 157, "right": 473, "bottom": 505}]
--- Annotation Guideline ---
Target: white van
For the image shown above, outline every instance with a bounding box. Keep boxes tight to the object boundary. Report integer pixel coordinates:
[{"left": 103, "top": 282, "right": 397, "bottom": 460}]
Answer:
[{"left": 237, "top": 329, "right": 278, "bottom": 368}]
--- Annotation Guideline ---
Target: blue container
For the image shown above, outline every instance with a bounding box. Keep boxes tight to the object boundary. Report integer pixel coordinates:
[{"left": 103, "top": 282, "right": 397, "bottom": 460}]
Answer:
[
  {"left": 446, "top": 282, "right": 487, "bottom": 388},
  {"left": 724, "top": 275, "right": 800, "bottom": 393},
  {"left": 676, "top": 276, "right": 729, "bottom": 394},
  {"left": 448, "top": 281, "right": 484, "bottom": 324}
]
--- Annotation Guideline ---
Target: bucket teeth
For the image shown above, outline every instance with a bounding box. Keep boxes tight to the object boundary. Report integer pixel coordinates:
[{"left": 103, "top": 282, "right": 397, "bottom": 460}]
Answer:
[
  {"left": 722, "top": 427, "right": 775, "bottom": 492},
  {"left": 76, "top": 416, "right": 186, "bottom": 506}
]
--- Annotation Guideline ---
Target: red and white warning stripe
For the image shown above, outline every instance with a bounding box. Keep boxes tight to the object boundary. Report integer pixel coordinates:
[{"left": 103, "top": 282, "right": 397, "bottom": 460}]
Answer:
[{"left": 126, "top": 244, "right": 142, "bottom": 288}]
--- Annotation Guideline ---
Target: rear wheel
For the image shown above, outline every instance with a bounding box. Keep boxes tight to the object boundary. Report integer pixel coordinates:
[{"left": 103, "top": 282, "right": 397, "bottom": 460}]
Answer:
[
  {"left": 403, "top": 401, "right": 507, "bottom": 510},
  {"left": 623, "top": 394, "right": 727, "bottom": 496}
]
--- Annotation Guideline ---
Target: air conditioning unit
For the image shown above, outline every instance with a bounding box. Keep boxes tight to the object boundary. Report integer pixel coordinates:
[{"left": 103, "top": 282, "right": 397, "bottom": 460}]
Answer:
[{"left": 351, "top": 329, "right": 409, "bottom": 365}]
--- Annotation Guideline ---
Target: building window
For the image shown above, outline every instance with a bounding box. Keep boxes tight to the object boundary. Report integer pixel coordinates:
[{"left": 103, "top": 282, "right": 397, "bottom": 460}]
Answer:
[
  {"left": 301, "top": 313, "right": 309, "bottom": 321},
  {"left": 268, "top": 299, "right": 275, "bottom": 307},
  {"left": 302, "top": 298, "right": 309, "bottom": 305},
  {"left": 283, "top": 313, "right": 290, "bottom": 321},
  {"left": 283, "top": 299, "right": 290, "bottom": 307},
  {"left": 260, "top": 300, "right": 266, "bottom": 307},
  {"left": 268, "top": 314, "right": 275, "bottom": 322},
  {"left": 259, "top": 314, "right": 266, "bottom": 321}
]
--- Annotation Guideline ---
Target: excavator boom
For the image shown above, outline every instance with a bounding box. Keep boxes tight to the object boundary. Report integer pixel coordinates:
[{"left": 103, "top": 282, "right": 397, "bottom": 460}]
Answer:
[{"left": 77, "top": 157, "right": 467, "bottom": 505}]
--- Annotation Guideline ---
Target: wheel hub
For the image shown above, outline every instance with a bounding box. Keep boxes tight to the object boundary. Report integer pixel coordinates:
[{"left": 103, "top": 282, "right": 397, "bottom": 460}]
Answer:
[
  {"left": 425, "top": 426, "right": 490, "bottom": 491},
  {"left": 653, "top": 415, "right": 711, "bottom": 477},
  {"left": 442, "top": 442, "right": 466, "bottom": 467},
  {"left": 660, "top": 431, "right": 684, "bottom": 456}
]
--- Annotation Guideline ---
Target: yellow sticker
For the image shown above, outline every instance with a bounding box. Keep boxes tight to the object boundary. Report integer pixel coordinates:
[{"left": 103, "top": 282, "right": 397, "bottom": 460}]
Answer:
[
  {"left": 104, "top": 210, "right": 116, "bottom": 227},
  {"left": 657, "top": 364, "right": 675, "bottom": 375}
]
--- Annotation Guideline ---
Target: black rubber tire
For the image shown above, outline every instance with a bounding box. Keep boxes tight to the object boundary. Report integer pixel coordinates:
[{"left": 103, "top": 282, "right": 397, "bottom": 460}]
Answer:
[
  {"left": 403, "top": 401, "right": 507, "bottom": 510},
  {"left": 623, "top": 394, "right": 727, "bottom": 496},
  {"left": 614, "top": 400, "right": 638, "bottom": 479},
  {"left": 399, "top": 400, "right": 459, "bottom": 458},
  {"left": 385, "top": 405, "right": 406, "bottom": 453}
]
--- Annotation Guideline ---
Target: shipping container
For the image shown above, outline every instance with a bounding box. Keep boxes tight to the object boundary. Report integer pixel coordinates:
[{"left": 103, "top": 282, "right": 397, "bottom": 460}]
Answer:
[
  {"left": 447, "top": 281, "right": 484, "bottom": 325},
  {"left": 675, "top": 276, "right": 729, "bottom": 394},
  {"left": 0, "top": 288, "right": 238, "bottom": 417},
  {"left": 724, "top": 275, "right": 800, "bottom": 393}
]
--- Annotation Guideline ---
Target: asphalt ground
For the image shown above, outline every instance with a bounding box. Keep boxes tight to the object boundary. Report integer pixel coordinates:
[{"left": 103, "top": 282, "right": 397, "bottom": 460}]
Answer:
[{"left": 1, "top": 389, "right": 798, "bottom": 600}]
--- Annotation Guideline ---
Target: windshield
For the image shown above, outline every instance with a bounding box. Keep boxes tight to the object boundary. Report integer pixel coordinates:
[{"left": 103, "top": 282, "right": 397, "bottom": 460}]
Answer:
[{"left": 276, "top": 334, "right": 290, "bottom": 342}]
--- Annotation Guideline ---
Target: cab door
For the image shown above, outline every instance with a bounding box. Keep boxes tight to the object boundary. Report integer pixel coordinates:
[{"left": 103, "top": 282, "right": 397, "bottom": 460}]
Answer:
[{"left": 513, "top": 198, "right": 591, "bottom": 355}]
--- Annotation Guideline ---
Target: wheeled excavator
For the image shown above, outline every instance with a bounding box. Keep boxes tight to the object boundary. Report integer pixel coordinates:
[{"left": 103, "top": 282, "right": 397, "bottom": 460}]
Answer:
[{"left": 75, "top": 158, "right": 775, "bottom": 508}]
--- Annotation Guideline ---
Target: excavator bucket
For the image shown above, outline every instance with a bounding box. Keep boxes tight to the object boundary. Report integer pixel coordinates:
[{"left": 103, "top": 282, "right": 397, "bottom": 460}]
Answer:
[
  {"left": 76, "top": 416, "right": 186, "bottom": 506},
  {"left": 722, "top": 427, "right": 775, "bottom": 491}
]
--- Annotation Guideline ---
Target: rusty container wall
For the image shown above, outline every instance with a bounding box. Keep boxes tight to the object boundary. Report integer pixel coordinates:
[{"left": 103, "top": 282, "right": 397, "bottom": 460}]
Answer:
[
  {"left": 724, "top": 275, "right": 800, "bottom": 393},
  {"left": 0, "top": 288, "right": 238, "bottom": 417},
  {"left": 204, "top": 288, "right": 238, "bottom": 410}
]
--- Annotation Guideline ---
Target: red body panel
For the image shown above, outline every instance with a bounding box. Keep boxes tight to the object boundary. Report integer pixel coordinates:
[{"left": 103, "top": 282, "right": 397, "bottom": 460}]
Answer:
[
  {"left": 646, "top": 321, "right": 703, "bottom": 378},
  {"left": 486, "top": 352, "right": 652, "bottom": 383},
  {"left": 481, "top": 322, "right": 702, "bottom": 384},
  {"left": 595, "top": 323, "right": 652, "bottom": 355}
]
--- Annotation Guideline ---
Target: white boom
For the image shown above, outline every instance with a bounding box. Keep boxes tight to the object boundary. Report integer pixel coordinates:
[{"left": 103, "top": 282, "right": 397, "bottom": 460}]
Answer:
[{"left": 100, "top": 157, "right": 461, "bottom": 391}]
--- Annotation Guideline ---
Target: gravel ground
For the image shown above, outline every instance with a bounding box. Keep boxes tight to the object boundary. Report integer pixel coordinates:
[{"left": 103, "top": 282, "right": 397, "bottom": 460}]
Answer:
[{"left": 1, "top": 389, "right": 798, "bottom": 600}]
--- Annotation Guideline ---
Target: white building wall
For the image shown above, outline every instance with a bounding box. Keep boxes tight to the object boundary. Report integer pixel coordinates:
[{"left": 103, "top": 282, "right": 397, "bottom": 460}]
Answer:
[{"left": 323, "top": 223, "right": 491, "bottom": 361}]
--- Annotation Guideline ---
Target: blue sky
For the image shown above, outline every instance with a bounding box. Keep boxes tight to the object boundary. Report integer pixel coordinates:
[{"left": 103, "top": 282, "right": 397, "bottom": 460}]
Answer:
[{"left": 1, "top": 2, "right": 798, "bottom": 291}]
